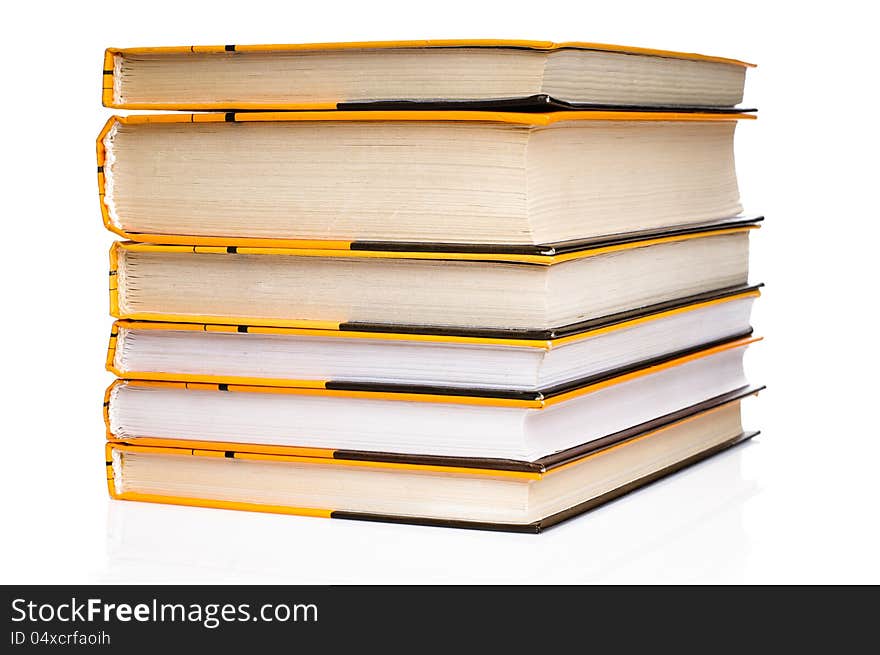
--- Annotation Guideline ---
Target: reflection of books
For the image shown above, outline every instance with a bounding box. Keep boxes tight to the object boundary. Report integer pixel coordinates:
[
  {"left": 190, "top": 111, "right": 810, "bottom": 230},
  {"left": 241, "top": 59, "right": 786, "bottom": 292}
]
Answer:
[
  {"left": 574, "top": 441, "right": 758, "bottom": 583},
  {"left": 101, "top": 440, "right": 758, "bottom": 584}
]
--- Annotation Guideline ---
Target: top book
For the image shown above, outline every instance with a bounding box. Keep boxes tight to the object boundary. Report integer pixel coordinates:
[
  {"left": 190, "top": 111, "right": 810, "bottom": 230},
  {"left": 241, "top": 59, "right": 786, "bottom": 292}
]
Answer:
[{"left": 102, "top": 40, "right": 754, "bottom": 111}]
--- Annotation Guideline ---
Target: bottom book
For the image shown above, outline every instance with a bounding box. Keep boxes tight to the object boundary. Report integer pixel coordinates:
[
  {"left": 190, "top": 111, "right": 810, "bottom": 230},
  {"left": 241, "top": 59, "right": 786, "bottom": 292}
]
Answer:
[{"left": 106, "top": 395, "right": 758, "bottom": 533}]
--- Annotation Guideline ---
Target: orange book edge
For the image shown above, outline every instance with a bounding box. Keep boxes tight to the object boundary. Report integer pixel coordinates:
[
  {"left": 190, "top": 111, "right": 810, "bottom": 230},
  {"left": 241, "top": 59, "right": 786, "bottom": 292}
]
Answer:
[{"left": 105, "top": 223, "right": 760, "bottom": 288}]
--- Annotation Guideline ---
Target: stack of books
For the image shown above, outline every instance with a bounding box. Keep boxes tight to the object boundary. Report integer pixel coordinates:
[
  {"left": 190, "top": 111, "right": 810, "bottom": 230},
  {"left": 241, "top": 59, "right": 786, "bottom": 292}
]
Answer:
[{"left": 100, "top": 40, "right": 763, "bottom": 533}]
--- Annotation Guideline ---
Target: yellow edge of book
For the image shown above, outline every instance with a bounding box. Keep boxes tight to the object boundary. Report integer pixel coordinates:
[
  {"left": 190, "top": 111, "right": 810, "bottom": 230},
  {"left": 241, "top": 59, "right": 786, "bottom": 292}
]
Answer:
[
  {"left": 106, "top": 40, "right": 755, "bottom": 65},
  {"left": 106, "top": 225, "right": 759, "bottom": 270},
  {"left": 103, "top": 336, "right": 760, "bottom": 417},
  {"left": 100, "top": 110, "right": 755, "bottom": 130},
  {"left": 106, "top": 442, "right": 542, "bottom": 482},
  {"left": 104, "top": 393, "right": 758, "bottom": 518},
  {"left": 106, "top": 289, "right": 761, "bottom": 371}
]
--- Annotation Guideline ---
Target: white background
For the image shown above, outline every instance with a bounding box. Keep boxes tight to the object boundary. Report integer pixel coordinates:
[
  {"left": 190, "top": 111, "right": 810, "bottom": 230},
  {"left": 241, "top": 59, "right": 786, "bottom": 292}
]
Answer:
[{"left": 1, "top": 0, "right": 878, "bottom": 584}]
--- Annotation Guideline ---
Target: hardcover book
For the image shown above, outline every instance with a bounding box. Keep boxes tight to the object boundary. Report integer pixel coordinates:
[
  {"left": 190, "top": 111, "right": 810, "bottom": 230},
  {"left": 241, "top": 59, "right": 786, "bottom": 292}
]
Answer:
[
  {"left": 97, "top": 111, "right": 753, "bottom": 247},
  {"left": 102, "top": 40, "right": 754, "bottom": 111},
  {"left": 108, "top": 221, "right": 758, "bottom": 333}
]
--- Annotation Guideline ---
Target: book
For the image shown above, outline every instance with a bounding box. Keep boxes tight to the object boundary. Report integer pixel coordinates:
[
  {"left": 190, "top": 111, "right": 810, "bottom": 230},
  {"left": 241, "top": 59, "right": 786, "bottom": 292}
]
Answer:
[
  {"left": 97, "top": 111, "right": 753, "bottom": 247},
  {"left": 108, "top": 286, "right": 759, "bottom": 392},
  {"left": 108, "top": 221, "right": 757, "bottom": 332},
  {"left": 106, "top": 393, "right": 759, "bottom": 532},
  {"left": 104, "top": 440, "right": 758, "bottom": 578},
  {"left": 102, "top": 40, "right": 753, "bottom": 111},
  {"left": 105, "top": 337, "right": 758, "bottom": 461}
]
